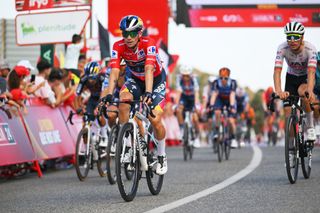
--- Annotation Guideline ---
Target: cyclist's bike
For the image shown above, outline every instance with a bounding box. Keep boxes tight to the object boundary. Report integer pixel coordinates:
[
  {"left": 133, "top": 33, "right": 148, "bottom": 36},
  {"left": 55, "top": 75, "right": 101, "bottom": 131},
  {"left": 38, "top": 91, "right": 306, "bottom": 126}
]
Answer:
[
  {"left": 67, "top": 108, "right": 108, "bottom": 181},
  {"left": 270, "top": 94, "right": 314, "bottom": 184},
  {"left": 114, "top": 101, "right": 164, "bottom": 202},
  {"left": 211, "top": 106, "right": 231, "bottom": 162},
  {"left": 182, "top": 110, "right": 196, "bottom": 161}
]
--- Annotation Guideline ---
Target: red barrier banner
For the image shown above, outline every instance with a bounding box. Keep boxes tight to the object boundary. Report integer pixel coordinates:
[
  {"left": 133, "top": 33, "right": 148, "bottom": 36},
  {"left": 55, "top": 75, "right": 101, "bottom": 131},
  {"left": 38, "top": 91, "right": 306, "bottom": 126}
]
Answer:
[
  {"left": 59, "top": 106, "right": 83, "bottom": 145},
  {"left": 108, "top": 0, "right": 169, "bottom": 45},
  {"left": 22, "top": 103, "right": 75, "bottom": 160},
  {"left": 0, "top": 108, "right": 35, "bottom": 166},
  {"left": 15, "top": 0, "right": 91, "bottom": 11},
  {"left": 188, "top": 8, "right": 320, "bottom": 27}
]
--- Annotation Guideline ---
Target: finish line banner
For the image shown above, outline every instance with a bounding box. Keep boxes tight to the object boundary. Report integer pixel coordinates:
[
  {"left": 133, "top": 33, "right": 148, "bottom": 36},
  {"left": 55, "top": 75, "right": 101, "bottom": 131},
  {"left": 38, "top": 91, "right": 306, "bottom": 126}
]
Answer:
[{"left": 187, "top": 8, "right": 320, "bottom": 27}]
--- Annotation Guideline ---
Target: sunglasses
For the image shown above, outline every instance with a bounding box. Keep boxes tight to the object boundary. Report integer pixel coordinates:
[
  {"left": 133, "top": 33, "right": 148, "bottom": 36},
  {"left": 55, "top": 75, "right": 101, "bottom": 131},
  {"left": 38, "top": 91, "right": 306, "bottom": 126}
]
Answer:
[
  {"left": 220, "top": 77, "right": 229, "bottom": 80},
  {"left": 122, "top": 31, "right": 139, "bottom": 38},
  {"left": 286, "top": 34, "right": 302, "bottom": 42}
]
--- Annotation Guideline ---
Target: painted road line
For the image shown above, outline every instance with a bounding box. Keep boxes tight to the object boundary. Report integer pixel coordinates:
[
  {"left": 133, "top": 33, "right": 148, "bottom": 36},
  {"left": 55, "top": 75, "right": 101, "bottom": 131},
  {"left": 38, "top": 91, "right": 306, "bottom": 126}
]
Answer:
[{"left": 145, "top": 144, "right": 262, "bottom": 213}]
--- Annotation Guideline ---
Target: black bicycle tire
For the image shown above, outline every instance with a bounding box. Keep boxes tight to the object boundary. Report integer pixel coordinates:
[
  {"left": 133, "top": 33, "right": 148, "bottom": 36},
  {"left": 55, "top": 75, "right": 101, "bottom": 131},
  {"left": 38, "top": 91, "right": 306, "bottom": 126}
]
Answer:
[
  {"left": 183, "top": 124, "right": 189, "bottom": 161},
  {"left": 115, "top": 123, "right": 140, "bottom": 202},
  {"left": 97, "top": 137, "right": 107, "bottom": 178},
  {"left": 75, "top": 128, "right": 91, "bottom": 181},
  {"left": 285, "top": 116, "right": 299, "bottom": 184},
  {"left": 300, "top": 119, "right": 312, "bottom": 179},
  {"left": 106, "top": 125, "right": 118, "bottom": 184},
  {"left": 146, "top": 126, "right": 164, "bottom": 195}
]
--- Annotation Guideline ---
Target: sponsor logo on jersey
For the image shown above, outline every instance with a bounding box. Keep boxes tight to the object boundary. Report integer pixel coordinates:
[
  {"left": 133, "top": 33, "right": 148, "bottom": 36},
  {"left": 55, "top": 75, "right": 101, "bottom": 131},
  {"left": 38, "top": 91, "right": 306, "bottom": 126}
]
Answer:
[
  {"left": 111, "top": 50, "right": 118, "bottom": 59},
  {"left": 147, "top": 46, "right": 156, "bottom": 55},
  {"left": 138, "top": 50, "right": 145, "bottom": 59}
]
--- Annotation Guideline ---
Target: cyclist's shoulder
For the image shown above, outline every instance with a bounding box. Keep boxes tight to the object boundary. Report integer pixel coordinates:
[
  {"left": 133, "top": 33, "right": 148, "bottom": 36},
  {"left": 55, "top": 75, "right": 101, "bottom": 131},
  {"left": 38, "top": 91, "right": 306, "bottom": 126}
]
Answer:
[
  {"left": 303, "top": 41, "right": 317, "bottom": 52},
  {"left": 276, "top": 42, "right": 289, "bottom": 51},
  {"left": 113, "top": 39, "right": 126, "bottom": 48}
]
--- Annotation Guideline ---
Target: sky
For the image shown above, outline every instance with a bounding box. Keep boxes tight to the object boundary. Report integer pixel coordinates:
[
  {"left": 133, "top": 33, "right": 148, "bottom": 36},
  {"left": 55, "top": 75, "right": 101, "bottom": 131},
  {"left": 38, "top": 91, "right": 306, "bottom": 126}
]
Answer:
[{"left": 1, "top": 0, "right": 320, "bottom": 91}]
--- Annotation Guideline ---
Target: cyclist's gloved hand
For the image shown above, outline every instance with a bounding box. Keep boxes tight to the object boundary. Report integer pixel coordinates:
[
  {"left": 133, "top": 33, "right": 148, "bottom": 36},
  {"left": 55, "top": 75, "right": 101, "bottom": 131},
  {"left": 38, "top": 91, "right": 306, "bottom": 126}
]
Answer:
[
  {"left": 143, "top": 92, "right": 153, "bottom": 105},
  {"left": 100, "top": 94, "right": 113, "bottom": 104}
]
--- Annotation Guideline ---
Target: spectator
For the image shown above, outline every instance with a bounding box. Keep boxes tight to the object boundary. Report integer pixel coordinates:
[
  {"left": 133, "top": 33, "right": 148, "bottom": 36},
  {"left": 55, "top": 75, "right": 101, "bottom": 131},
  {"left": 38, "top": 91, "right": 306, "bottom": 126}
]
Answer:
[
  {"left": 55, "top": 69, "right": 77, "bottom": 109},
  {"left": 8, "top": 66, "right": 30, "bottom": 113},
  {"left": 48, "top": 68, "right": 64, "bottom": 107},
  {"left": 77, "top": 54, "right": 86, "bottom": 77},
  {"left": 17, "top": 60, "right": 35, "bottom": 72},
  {"left": 0, "top": 59, "right": 10, "bottom": 78},
  {"left": 0, "top": 59, "right": 10, "bottom": 94},
  {"left": 33, "top": 60, "right": 56, "bottom": 107},
  {"left": 65, "top": 34, "right": 83, "bottom": 70}
]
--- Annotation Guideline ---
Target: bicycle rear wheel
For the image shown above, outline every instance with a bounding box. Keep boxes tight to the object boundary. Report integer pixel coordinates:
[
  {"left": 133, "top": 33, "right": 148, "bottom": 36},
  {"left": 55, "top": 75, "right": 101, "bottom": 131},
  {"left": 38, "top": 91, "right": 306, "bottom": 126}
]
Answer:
[
  {"left": 225, "top": 127, "right": 231, "bottom": 160},
  {"left": 183, "top": 124, "right": 189, "bottom": 161},
  {"left": 146, "top": 126, "right": 164, "bottom": 195},
  {"left": 115, "top": 123, "right": 140, "bottom": 202},
  {"left": 97, "top": 138, "right": 107, "bottom": 178},
  {"left": 75, "top": 128, "right": 92, "bottom": 181},
  {"left": 217, "top": 124, "right": 223, "bottom": 162},
  {"left": 106, "top": 125, "right": 118, "bottom": 184},
  {"left": 285, "top": 116, "right": 299, "bottom": 184}
]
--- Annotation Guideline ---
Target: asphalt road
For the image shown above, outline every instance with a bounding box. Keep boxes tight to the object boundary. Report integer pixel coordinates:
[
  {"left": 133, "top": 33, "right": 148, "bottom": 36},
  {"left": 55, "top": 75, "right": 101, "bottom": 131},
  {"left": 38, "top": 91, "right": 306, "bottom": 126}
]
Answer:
[{"left": 1, "top": 144, "right": 320, "bottom": 213}]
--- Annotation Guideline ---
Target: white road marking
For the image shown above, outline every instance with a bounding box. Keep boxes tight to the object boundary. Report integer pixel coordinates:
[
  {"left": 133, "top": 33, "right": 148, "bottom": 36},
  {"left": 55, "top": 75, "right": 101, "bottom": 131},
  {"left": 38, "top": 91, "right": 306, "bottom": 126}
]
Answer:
[{"left": 145, "top": 144, "right": 263, "bottom": 213}]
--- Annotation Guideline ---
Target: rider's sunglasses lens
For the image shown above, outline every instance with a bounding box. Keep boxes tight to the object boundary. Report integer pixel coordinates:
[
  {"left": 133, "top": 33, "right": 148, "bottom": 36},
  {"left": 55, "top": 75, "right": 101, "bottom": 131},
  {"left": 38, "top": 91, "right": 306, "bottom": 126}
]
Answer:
[
  {"left": 286, "top": 34, "right": 302, "bottom": 42},
  {"left": 220, "top": 77, "right": 228, "bottom": 80},
  {"left": 122, "top": 31, "right": 138, "bottom": 38}
]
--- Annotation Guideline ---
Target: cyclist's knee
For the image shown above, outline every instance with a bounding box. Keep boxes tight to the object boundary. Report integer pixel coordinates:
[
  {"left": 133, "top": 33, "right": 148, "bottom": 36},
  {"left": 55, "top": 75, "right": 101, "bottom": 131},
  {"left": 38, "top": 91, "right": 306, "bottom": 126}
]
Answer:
[{"left": 120, "top": 91, "right": 133, "bottom": 101}]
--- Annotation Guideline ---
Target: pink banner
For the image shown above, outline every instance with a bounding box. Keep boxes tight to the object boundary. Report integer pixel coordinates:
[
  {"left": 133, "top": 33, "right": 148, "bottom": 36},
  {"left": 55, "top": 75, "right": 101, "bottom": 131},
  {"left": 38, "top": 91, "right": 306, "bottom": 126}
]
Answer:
[
  {"left": 189, "top": 8, "right": 320, "bottom": 27},
  {"left": 59, "top": 106, "right": 83, "bottom": 145},
  {"left": 0, "top": 108, "right": 35, "bottom": 166},
  {"left": 22, "top": 102, "right": 75, "bottom": 160}
]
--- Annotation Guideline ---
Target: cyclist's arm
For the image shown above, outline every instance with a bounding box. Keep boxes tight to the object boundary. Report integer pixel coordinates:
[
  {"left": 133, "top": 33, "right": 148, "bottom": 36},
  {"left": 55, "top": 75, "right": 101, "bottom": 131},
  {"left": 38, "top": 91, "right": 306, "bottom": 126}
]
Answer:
[
  {"left": 209, "top": 80, "right": 218, "bottom": 106},
  {"left": 273, "top": 67, "right": 282, "bottom": 93},
  {"left": 175, "top": 90, "right": 182, "bottom": 105},
  {"left": 194, "top": 76, "right": 200, "bottom": 105},
  {"left": 230, "top": 80, "right": 237, "bottom": 106},
  {"left": 145, "top": 64, "right": 154, "bottom": 93},
  {"left": 106, "top": 68, "right": 120, "bottom": 95},
  {"left": 230, "top": 91, "right": 236, "bottom": 106},
  {"left": 261, "top": 93, "right": 268, "bottom": 111},
  {"left": 210, "top": 91, "right": 218, "bottom": 106}
]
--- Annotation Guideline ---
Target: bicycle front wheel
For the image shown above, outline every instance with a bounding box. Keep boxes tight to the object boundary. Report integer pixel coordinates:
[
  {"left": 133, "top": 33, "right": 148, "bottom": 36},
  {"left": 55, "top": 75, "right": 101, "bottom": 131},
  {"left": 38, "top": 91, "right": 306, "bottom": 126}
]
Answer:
[
  {"left": 115, "top": 123, "right": 140, "bottom": 202},
  {"left": 146, "top": 126, "right": 164, "bottom": 195},
  {"left": 75, "top": 127, "right": 92, "bottom": 181},
  {"left": 285, "top": 116, "right": 299, "bottom": 184},
  {"left": 106, "top": 125, "right": 118, "bottom": 184},
  {"left": 301, "top": 117, "right": 312, "bottom": 179}
]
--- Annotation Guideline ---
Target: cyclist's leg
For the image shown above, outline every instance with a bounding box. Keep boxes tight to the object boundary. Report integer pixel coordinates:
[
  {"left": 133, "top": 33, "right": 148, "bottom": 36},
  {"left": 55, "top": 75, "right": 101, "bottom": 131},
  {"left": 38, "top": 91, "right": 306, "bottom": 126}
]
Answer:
[
  {"left": 298, "top": 82, "right": 316, "bottom": 140},
  {"left": 176, "top": 101, "right": 185, "bottom": 128},
  {"left": 149, "top": 71, "right": 167, "bottom": 174},
  {"left": 107, "top": 88, "right": 120, "bottom": 128},
  {"left": 118, "top": 77, "right": 141, "bottom": 124}
]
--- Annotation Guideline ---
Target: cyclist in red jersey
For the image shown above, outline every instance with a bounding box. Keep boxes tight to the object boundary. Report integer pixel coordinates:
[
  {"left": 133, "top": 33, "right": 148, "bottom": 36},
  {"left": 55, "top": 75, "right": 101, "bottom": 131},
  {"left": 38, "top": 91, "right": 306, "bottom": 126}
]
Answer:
[
  {"left": 262, "top": 86, "right": 280, "bottom": 145},
  {"left": 101, "top": 15, "right": 167, "bottom": 175}
]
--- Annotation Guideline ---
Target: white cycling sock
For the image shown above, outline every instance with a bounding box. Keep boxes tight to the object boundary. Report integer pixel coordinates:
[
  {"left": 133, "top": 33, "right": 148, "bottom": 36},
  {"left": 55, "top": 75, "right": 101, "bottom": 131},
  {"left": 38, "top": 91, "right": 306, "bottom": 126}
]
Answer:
[
  {"left": 157, "top": 138, "right": 166, "bottom": 156},
  {"left": 306, "top": 112, "right": 314, "bottom": 128},
  {"left": 100, "top": 125, "right": 107, "bottom": 138}
]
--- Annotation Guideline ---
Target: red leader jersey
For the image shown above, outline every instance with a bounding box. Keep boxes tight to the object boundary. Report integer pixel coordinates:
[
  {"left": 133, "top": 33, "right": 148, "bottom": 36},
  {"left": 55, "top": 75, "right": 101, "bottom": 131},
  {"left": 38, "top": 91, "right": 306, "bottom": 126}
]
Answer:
[{"left": 109, "top": 36, "right": 163, "bottom": 81}]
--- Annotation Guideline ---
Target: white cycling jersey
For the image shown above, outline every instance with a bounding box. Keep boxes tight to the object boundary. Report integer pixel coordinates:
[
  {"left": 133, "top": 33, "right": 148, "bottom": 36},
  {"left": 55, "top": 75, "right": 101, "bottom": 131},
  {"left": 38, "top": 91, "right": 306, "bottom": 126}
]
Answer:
[{"left": 274, "top": 41, "right": 317, "bottom": 76}]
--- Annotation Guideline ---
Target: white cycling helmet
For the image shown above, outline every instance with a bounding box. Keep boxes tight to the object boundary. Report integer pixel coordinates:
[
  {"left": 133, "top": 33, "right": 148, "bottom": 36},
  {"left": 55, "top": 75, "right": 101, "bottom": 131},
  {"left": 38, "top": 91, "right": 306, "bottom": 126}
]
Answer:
[
  {"left": 284, "top": 22, "right": 305, "bottom": 35},
  {"left": 180, "top": 65, "right": 193, "bottom": 75}
]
